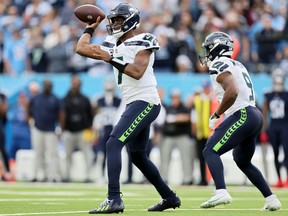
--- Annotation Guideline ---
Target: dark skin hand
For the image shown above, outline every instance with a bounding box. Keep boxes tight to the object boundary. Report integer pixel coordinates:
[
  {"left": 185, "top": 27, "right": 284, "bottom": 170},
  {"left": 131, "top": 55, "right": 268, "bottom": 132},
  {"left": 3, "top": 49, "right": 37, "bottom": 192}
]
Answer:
[
  {"left": 214, "top": 71, "right": 239, "bottom": 116},
  {"left": 75, "top": 16, "right": 151, "bottom": 80}
]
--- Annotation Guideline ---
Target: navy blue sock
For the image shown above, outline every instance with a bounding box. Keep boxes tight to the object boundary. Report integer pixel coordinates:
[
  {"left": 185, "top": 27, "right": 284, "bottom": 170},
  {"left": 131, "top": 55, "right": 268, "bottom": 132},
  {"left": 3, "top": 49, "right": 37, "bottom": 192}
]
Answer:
[
  {"left": 130, "top": 151, "right": 175, "bottom": 199},
  {"left": 203, "top": 147, "right": 226, "bottom": 189},
  {"left": 106, "top": 136, "right": 125, "bottom": 199}
]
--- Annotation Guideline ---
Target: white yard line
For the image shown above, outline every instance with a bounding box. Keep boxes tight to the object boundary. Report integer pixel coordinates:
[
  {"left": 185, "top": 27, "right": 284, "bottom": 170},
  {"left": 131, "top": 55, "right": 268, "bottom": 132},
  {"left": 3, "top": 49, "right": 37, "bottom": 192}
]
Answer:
[{"left": 1, "top": 208, "right": 288, "bottom": 216}]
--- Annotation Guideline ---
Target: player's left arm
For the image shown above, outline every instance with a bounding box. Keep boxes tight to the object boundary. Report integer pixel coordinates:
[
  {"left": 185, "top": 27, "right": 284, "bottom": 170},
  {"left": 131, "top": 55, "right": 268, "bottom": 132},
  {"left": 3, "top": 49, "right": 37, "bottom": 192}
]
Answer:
[{"left": 215, "top": 71, "right": 239, "bottom": 115}]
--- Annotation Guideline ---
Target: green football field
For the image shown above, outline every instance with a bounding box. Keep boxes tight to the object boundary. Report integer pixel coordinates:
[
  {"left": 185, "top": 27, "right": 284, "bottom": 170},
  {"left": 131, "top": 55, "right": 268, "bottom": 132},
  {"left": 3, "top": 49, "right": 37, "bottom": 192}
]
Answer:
[{"left": 0, "top": 182, "right": 287, "bottom": 216}]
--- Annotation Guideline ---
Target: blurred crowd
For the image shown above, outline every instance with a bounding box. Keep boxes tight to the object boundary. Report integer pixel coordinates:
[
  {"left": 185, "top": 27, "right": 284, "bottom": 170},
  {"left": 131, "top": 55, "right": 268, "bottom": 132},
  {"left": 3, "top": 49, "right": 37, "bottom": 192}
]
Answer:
[{"left": 0, "top": 0, "right": 287, "bottom": 76}]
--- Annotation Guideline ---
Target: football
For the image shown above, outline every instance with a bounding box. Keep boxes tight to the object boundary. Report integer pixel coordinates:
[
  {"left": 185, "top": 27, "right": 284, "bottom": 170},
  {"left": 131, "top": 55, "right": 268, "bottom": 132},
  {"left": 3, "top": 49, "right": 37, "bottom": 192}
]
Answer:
[{"left": 74, "top": 4, "right": 105, "bottom": 24}]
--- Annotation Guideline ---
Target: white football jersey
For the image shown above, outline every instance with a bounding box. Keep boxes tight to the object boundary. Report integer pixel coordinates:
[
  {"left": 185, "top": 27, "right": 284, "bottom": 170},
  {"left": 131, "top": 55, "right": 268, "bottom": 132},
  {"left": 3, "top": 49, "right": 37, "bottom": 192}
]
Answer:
[
  {"left": 101, "top": 33, "right": 161, "bottom": 105},
  {"left": 209, "top": 57, "right": 256, "bottom": 117}
]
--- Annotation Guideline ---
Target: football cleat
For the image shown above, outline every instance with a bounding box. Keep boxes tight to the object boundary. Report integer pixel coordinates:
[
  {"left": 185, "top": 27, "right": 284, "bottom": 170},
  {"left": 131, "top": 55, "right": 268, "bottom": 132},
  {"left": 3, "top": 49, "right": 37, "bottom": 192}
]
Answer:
[
  {"left": 148, "top": 196, "right": 181, "bottom": 211},
  {"left": 272, "top": 179, "right": 283, "bottom": 188},
  {"left": 262, "top": 195, "right": 281, "bottom": 211},
  {"left": 200, "top": 193, "right": 232, "bottom": 208},
  {"left": 89, "top": 198, "right": 124, "bottom": 214}
]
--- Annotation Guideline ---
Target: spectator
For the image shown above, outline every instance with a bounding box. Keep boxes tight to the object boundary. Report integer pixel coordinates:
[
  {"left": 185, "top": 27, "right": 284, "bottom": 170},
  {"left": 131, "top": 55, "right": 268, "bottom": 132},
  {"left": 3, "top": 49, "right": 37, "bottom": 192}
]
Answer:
[
  {"left": 23, "top": 0, "right": 54, "bottom": 28},
  {"left": 9, "top": 92, "right": 31, "bottom": 160},
  {"left": 262, "top": 68, "right": 288, "bottom": 188},
  {"left": 66, "top": 35, "right": 89, "bottom": 74},
  {"left": 160, "top": 89, "right": 194, "bottom": 185},
  {"left": 0, "top": 91, "right": 12, "bottom": 181},
  {"left": 58, "top": 0, "right": 78, "bottom": 25},
  {"left": 253, "top": 13, "right": 281, "bottom": 65},
  {"left": 28, "top": 79, "right": 63, "bottom": 182},
  {"left": 222, "top": 8, "right": 250, "bottom": 63},
  {"left": 175, "top": 54, "right": 193, "bottom": 73},
  {"left": 3, "top": 26, "right": 31, "bottom": 75},
  {"left": 0, "top": 4, "right": 23, "bottom": 42},
  {"left": 27, "top": 27, "right": 48, "bottom": 73},
  {"left": 27, "top": 81, "right": 40, "bottom": 100},
  {"left": 61, "top": 75, "right": 94, "bottom": 182},
  {"left": 153, "top": 26, "right": 177, "bottom": 73},
  {"left": 0, "top": 32, "right": 3, "bottom": 73},
  {"left": 191, "top": 80, "right": 221, "bottom": 186},
  {"left": 279, "top": 43, "right": 288, "bottom": 72},
  {"left": 45, "top": 24, "right": 70, "bottom": 73}
]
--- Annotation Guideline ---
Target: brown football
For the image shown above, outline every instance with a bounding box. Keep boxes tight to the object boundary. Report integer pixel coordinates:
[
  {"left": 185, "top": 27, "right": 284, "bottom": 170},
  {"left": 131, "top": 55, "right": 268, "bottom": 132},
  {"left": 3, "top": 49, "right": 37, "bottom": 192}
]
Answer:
[{"left": 74, "top": 4, "right": 105, "bottom": 24}]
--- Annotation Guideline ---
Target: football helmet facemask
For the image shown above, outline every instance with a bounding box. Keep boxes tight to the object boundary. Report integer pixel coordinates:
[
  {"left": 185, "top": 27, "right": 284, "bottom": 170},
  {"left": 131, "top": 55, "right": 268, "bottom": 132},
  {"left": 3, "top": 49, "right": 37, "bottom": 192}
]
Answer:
[
  {"left": 199, "top": 31, "right": 234, "bottom": 67},
  {"left": 106, "top": 3, "right": 140, "bottom": 39}
]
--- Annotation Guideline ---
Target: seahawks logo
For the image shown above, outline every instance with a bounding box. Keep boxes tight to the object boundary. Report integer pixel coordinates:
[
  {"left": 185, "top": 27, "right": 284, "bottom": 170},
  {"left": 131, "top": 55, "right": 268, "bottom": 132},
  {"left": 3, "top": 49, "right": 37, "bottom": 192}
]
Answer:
[{"left": 143, "top": 34, "right": 153, "bottom": 41}]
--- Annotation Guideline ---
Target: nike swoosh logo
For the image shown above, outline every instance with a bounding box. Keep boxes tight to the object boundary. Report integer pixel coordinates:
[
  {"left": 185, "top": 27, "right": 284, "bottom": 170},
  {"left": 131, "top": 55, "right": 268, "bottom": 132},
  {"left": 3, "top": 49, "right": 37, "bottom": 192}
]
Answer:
[{"left": 207, "top": 195, "right": 224, "bottom": 204}]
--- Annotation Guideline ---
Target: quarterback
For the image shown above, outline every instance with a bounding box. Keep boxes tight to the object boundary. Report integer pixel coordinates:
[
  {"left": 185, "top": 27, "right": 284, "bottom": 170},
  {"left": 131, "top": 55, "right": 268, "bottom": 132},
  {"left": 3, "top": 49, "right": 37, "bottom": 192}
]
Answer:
[
  {"left": 198, "top": 31, "right": 281, "bottom": 211},
  {"left": 76, "top": 2, "right": 180, "bottom": 214}
]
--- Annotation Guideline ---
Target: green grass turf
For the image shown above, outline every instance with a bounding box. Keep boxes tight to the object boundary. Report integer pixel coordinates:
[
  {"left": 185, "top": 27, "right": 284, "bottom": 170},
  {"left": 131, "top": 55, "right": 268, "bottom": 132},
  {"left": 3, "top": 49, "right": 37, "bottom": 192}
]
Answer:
[{"left": 0, "top": 182, "right": 287, "bottom": 216}]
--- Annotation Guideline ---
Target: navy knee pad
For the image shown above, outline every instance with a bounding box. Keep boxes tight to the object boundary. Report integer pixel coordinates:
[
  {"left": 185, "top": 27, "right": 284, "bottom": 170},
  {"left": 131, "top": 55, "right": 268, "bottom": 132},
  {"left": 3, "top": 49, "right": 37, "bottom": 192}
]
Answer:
[
  {"left": 202, "top": 146, "right": 216, "bottom": 159},
  {"left": 106, "top": 136, "right": 125, "bottom": 152}
]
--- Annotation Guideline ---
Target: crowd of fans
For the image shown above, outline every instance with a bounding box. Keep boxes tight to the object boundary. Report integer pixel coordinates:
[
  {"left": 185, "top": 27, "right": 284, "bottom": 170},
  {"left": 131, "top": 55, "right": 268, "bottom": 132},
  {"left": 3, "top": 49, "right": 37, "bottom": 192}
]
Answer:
[{"left": 0, "top": 0, "right": 287, "bottom": 76}]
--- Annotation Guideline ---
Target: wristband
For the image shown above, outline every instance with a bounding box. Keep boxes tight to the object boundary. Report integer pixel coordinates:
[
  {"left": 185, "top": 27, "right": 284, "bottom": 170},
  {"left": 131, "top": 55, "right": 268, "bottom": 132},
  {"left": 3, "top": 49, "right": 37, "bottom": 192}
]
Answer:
[
  {"left": 109, "top": 57, "right": 129, "bottom": 72},
  {"left": 83, "top": 28, "right": 95, "bottom": 37},
  {"left": 214, "top": 112, "right": 220, "bottom": 118}
]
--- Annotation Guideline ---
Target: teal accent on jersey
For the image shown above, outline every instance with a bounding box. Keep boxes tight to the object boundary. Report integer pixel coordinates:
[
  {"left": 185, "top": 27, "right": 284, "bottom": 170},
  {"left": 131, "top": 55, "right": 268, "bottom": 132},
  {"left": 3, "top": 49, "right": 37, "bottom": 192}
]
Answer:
[
  {"left": 213, "top": 108, "right": 247, "bottom": 151},
  {"left": 119, "top": 103, "right": 154, "bottom": 142}
]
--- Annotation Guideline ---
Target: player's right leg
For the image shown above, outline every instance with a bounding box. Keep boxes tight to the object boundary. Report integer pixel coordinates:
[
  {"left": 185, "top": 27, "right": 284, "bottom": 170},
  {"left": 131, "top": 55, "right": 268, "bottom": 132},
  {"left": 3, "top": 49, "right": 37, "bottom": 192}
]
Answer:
[{"left": 233, "top": 106, "right": 281, "bottom": 211}]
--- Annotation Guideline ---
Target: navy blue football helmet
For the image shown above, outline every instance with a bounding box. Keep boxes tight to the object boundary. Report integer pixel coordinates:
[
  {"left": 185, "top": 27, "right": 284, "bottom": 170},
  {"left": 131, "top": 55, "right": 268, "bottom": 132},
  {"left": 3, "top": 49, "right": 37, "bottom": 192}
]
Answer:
[
  {"left": 199, "top": 31, "right": 234, "bottom": 66},
  {"left": 106, "top": 3, "right": 140, "bottom": 38}
]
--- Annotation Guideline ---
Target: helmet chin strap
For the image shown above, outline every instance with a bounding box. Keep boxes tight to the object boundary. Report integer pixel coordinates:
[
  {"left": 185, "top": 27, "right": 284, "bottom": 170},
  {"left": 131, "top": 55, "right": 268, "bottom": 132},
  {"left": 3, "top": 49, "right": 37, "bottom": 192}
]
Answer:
[{"left": 113, "top": 31, "right": 124, "bottom": 39}]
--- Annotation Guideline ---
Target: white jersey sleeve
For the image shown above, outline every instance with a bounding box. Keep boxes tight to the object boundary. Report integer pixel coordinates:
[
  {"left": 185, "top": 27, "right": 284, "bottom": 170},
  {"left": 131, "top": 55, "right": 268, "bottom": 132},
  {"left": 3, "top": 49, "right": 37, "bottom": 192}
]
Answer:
[{"left": 209, "top": 57, "right": 256, "bottom": 116}]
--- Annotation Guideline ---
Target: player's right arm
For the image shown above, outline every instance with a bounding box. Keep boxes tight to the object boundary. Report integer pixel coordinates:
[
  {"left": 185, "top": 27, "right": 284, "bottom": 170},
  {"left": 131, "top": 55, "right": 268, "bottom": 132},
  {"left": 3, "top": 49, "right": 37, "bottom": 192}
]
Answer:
[{"left": 75, "top": 17, "right": 111, "bottom": 62}]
